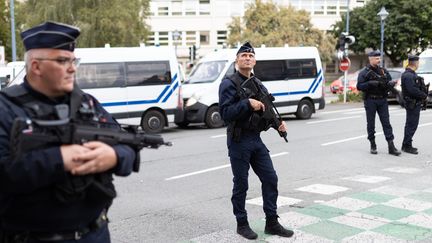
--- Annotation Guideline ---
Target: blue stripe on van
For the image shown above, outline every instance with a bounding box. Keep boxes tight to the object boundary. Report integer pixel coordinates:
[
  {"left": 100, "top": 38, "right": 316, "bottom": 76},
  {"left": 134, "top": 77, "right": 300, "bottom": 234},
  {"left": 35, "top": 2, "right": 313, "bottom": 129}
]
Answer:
[
  {"left": 272, "top": 69, "right": 323, "bottom": 97},
  {"left": 101, "top": 73, "right": 178, "bottom": 107}
]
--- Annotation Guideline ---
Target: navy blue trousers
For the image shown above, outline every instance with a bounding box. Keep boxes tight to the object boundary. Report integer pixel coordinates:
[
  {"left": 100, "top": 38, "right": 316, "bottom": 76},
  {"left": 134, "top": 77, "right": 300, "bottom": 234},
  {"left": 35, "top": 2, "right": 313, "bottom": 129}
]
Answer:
[
  {"left": 26, "top": 224, "right": 110, "bottom": 243},
  {"left": 364, "top": 98, "right": 394, "bottom": 141},
  {"left": 228, "top": 133, "right": 278, "bottom": 221},
  {"left": 403, "top": 103, "right": 421, "bottom": 146}
]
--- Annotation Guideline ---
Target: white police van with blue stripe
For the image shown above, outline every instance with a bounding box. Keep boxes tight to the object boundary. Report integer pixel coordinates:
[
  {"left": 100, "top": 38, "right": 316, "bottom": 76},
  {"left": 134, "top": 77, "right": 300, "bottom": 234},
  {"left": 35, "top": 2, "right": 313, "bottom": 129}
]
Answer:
[
  {"left": 176, "top": 46, "right": 325, "bottom": 128},
  {"left": 74, "top": 47, "right": 183, "bottom": 133},
  {"left": 9, "top": 47, "right": 184, "bottom": 133}
]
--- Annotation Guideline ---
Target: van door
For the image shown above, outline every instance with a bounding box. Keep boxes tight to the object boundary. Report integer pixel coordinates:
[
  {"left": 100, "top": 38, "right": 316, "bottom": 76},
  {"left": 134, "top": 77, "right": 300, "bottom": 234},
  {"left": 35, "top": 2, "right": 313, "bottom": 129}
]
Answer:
[
  {"left": 76, "top": 62, "right": 129, "bottom": 122},
  {"left": 124, "top": 61, "right": 174, "bottom": 132}
]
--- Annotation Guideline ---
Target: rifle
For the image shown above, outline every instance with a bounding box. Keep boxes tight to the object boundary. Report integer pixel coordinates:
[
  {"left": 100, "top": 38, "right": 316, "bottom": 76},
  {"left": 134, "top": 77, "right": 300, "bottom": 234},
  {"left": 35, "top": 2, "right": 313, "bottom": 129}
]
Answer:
[
  {"left": 241, "top": 77, "right": 288, "bottom": 142},
  {"left": 10, "top": 117, "right": 172, "bottom": 172},
  {"left": 417, "top": 76, "right": 430, "bottom": 110}
]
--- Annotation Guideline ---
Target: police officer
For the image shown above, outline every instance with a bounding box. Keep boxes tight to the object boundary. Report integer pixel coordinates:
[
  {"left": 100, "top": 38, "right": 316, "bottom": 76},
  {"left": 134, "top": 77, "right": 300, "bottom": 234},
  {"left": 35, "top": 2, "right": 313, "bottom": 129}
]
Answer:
[
  {"left": 401, "top": 54, "right": 428, "bottom": 154},
  {"left": 0, "top": 22, "right": 136, "bottom": 242},
  {"left": 218, "top": 42, "right": 293, "bottom": 240},
  {"left": 357, "top": 50, "right": 401, "bottom": 156}
]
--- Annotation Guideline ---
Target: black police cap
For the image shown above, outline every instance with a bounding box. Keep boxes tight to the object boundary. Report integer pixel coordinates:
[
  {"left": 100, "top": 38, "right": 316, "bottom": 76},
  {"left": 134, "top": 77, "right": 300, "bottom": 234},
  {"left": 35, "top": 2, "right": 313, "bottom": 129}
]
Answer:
[
  {"left": 408, "top": 54, "right": 419, "bottom": 62},
  {"left": 368, "top": 50, "right": 381, "bottom": 57},
  {"left": 237, "top": 42, "right": 255, "bottom": 55},
  {"left": 20, "top": 21, "right": 80, "bottom": 52}
]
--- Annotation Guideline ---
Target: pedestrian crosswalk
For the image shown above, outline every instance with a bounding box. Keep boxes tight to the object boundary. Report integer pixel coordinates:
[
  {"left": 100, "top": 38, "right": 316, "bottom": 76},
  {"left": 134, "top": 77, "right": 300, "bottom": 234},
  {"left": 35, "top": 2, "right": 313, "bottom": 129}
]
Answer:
[{"left": 189, "top": 166, "right": 432, "bottom": 242}]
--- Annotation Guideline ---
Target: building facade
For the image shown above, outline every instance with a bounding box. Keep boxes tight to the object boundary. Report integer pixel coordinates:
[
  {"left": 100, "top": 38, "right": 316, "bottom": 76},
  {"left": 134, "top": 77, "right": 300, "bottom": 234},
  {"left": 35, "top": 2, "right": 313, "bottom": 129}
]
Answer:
[{"left": 147, "top": 0, "right": 370, "bottom": 68}]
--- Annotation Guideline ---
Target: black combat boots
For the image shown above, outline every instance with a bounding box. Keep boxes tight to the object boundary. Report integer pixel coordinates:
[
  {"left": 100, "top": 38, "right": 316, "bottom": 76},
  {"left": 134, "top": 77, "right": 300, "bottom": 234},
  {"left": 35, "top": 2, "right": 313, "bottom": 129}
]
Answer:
[
  {"left": 388, "top": 140, "right": 401, "bottom": 156},
  {"left": 370, "top": 139, "right": 377, "bottom": 154},
  {"left": 402, "top": 144, "right": 418, "bottom": 154},
  {"left": 236, "top": 221, "right": 258, "bottom": 240},
  {"left": 264, "top": 216, "right": 294, "bottom": 238}
]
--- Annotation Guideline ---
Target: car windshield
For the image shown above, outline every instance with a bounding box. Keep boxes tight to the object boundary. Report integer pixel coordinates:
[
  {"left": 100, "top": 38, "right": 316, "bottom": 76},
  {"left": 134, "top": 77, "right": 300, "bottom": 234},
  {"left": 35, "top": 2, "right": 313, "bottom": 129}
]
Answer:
[
  {"left": 185, "top": 61, "right": 226, "bottom": 84},
  {"left": 418, "top": 57, "right": 432, "bottom": 74}
]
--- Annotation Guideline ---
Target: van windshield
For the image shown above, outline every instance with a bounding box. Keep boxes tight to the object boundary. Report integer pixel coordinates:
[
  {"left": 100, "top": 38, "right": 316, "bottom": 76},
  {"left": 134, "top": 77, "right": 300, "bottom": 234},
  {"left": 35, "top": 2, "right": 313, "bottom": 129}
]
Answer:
[
  {"left": 186, "top": 61, "right": 226, "bottom": 84},
  {"left": 418, "top": 57, "right": 432, "bottom": 74}
]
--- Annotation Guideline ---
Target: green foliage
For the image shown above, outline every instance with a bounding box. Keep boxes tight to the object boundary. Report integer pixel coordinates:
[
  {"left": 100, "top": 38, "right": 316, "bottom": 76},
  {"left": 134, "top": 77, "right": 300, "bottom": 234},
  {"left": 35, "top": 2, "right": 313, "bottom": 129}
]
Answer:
[
  {"left": 0, "top": 0, "right": 11, "bottom": 61},
  {"left": 331, "top": 0, "right": 432, "bottom": 66},
  {"left": 337, "top": 91, "right": 363, "bottom": 103},
  {"left": 9, "top": 0, "right": 150, "bottom": 59},
  {"left": 227, "top": 0, "right": 336, "bottom": 63}
]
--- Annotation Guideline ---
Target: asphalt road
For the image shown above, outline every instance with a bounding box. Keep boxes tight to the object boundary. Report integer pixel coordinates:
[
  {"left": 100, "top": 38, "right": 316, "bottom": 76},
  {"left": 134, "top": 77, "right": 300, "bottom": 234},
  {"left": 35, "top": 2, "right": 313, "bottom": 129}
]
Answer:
[{"left": 108, "top": 101, "right": 432, "bottom": 242}]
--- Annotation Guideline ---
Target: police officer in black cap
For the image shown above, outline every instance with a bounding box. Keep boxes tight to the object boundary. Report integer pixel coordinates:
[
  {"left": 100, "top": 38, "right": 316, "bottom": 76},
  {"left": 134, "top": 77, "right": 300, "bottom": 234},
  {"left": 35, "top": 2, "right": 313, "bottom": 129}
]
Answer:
[
  {"left": 218, "top": 42, "right": 293, "bottom": 240},
  {"left": 0, "top": 21, "right": 136, "bottom": 242},
  {"left": 357, "top": 50, "right": 401, "bottom": 156},
  {"left": 401, "top": 54, "right": 428, "bottom": 154}
]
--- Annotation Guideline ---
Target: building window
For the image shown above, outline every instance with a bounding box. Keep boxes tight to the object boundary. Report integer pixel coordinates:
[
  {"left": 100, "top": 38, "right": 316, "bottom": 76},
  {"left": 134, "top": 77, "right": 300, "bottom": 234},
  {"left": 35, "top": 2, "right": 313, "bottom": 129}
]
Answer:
[
  {"left": 199, "top": 31, "right": 209, "bottom": 46},
  {"left": 147, "top": 32, "right": 156, "bottom": 45},
  {"left": 158, "top": 32, "right": 169, "bottom": 46},
  {"left": 217, "top": 30, "right": 227, "bottom": 46},
  {"left": 172, "top": 0, "right": 182, "bottom": 16},
  {"left": 185, "top": 31, "right": 196, "bottom": 46},
  {"left": 184, "top": 1, "right": 196, "bottom": 15},
  {"left": 158, "top": 6, "right": 169, "bottom": 16},
  {"left": 199, "top": 0, "right": 210, "bottom": 15}
]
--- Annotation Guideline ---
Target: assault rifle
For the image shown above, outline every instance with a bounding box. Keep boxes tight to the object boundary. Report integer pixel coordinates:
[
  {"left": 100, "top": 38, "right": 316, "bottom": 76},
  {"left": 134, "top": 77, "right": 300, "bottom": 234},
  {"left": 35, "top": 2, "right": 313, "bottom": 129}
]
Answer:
[
  {"left": 241, "top": 77, "right": 288, "bottom": 142},
  {"left": 10, "top": 117, "right": 172, "bottom": 172},
  {"left": 417, "top": 76, "right": 430, "bottom": 110}
]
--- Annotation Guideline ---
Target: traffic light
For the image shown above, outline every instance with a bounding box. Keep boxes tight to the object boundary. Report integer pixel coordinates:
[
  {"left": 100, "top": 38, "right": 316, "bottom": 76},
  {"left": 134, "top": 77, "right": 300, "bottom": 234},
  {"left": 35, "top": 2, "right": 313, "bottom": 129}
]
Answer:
[
  {"left": 189, "top": 45, "right": 197, "bottom": 61},
  {"left": 336, "top": 33, "right": 355, "bottom": 60}
]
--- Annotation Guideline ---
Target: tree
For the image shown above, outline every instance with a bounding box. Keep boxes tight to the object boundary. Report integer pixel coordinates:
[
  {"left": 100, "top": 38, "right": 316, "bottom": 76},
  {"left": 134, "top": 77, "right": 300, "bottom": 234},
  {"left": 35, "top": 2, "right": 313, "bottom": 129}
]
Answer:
[
  {"left": 331, "top": 0, "right": 432, "bottom": 66},
  {"left": 0, "top": 0, "right": 11, "bottom": 62},
  {"left": 12, "top": 0, "right": 150, "bottom": 59},
  {"left": 227, "top": 0, "right": 336, "bottom": 63}
]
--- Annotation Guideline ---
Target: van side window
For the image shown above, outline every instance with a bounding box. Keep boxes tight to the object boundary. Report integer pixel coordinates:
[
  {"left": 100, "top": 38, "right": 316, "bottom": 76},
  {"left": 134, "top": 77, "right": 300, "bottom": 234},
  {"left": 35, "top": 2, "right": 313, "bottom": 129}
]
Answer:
[
  {"left": 126, "top": 61, "right": 171, "bottom": 86},
  {"left": 76, "top": 63, "right": 125, "bottom": 89},
  {"left": 254, "top": 59, "right": 317, "bottom": 81}
]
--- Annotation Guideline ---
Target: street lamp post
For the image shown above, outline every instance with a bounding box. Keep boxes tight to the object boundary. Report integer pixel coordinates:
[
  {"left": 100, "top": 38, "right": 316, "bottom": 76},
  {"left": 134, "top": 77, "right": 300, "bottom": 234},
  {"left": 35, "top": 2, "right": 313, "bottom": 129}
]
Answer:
[
  {"left": 377, "top": 6, "right": 389, "bottom": 67},
  {"left": 172, "top": 30, "right": 181, "bottom": 57}
]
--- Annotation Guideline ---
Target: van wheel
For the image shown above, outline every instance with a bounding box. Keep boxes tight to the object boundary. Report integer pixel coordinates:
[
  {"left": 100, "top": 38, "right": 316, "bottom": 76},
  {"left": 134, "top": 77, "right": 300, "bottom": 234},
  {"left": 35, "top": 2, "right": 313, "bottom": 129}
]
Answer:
[
  {"left": 175, "top": 122, "right": 189, "bottom": 128},
  {"left": 205, "top": 106, "right": 224, "bottom": 128},
  {"left": 141, "top": 110, "right": 165, "bottom": 133},
  {"left": 296, "top": 100, "right": 313, "bottom": 119}
]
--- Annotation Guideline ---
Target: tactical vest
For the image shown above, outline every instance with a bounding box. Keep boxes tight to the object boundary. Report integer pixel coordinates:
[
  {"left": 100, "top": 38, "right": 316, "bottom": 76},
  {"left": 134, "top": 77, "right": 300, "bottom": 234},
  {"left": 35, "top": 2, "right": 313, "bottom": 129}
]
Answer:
[
  {"left": 225, "top": 73, "right": 271, "bottom": 142},
  {"left": 0, "top": 84, "right": 116, "bottom": 205},
  {"left": 363, "top": 66, "right": 389, "bottom": 97}
]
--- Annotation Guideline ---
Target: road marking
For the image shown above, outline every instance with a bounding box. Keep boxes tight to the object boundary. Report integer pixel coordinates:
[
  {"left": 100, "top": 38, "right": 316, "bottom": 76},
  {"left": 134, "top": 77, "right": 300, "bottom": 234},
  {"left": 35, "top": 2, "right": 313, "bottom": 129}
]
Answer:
[
  {"left": 296, "top": 183, "right": 350, "bottom": 195},
  {"left": 246, "top": 196, "right": 302, "bottom": 207},
  {"left": 307, "top": 115, "right": 360, "bottom": 124},
  {"left": 210, "top": 134, "right": 226, "bottom": 138},
  {"left": 165, "top": 151, "right": 289, "bottom": 181},
  {"left": 342, "top": 175, "right": 391, "bottom": 184},
  {"left": 320, "top": 108, "right": 364, "bottom": 115},
  {"left": 344, "top": 107, "right": 400, "bottom": 115},
  {"left": 165, "top": 164, "right": 231, "bottom": 181},
  {"left": 321, "top": 133, "right": 375, "bottom": 146}
]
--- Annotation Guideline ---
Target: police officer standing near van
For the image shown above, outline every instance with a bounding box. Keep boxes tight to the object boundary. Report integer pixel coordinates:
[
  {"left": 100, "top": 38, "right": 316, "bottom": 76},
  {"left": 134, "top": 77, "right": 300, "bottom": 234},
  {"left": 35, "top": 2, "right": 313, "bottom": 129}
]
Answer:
[
  {"left": 401, "top": 54, "right": 428, "bottom": 154},
  {"left": 218, "top": 42, "right": 293, "bottom": 240},
  {"left": 357, "top": 50, "right": 401, "bottom": 156},
  {"left": 0, "top": 21, "right": 136, "bottom": 242}
]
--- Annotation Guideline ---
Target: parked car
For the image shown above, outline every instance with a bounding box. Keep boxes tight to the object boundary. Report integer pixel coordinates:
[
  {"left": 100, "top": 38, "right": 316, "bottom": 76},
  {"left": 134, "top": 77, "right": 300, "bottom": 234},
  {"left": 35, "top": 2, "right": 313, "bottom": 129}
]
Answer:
[
  {"left": 386, "top": 68, "right": 404, "bottom": 106},
  {"left": 329, "top": 71, "right": 361, "bottom": 94}
]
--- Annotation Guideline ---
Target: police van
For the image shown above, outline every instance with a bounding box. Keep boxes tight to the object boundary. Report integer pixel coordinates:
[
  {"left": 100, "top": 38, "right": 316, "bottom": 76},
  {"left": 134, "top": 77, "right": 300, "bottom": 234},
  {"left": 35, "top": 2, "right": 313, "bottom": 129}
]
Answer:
[
  {"left": 8, "top": 47, "right": 184, "bottom": 133},
  {"left": 175, "top": 47, "right": 325, "bottom": 128},
  {"left": 418, "top": 49, "right": 432, "bottom": 104}
]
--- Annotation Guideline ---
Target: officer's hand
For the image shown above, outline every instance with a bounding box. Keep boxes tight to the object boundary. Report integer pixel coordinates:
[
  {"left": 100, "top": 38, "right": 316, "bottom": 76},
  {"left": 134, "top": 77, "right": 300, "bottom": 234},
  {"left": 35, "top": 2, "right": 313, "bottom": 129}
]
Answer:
[
  {"left": 249, "top": 98, "right": 265, "bottom": 111},
  {"left": 71, "top": 141, "right": 117, "bottom": 175},
  {"left": 368, "top": 80, "right": 380, "bottom": 87},
  {"left": 61, "top": 144, "right": 92, "bottom": 172},
  {"left": 277, "top": 121, "right": 287, "bottom": 132},
  {"left": 387, "top": 80, "right": 396, "bottom": 87}
]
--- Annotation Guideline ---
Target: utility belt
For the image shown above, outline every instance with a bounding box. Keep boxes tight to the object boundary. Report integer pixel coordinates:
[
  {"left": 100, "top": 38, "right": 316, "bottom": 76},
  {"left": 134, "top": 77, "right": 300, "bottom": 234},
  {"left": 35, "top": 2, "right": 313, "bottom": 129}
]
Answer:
[
  {"left": 0, "top": 210, "right": 108, "bottom": 242},
  {"left": 404, "top": 96, "right": 421, "bottom": 109},
  {"left": 366, "top": 94, "right": 385, "bottom": 100}
]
